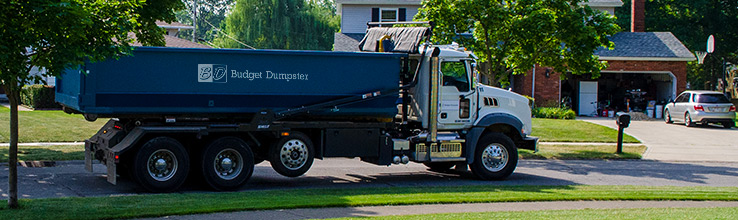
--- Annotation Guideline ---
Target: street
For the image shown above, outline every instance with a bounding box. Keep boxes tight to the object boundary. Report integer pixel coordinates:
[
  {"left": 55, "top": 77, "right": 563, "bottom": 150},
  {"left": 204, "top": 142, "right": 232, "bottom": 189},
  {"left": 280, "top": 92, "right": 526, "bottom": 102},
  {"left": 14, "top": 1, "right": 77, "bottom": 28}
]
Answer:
[{"left": 2, "top": 158, "right": 738, "bottom": 199}]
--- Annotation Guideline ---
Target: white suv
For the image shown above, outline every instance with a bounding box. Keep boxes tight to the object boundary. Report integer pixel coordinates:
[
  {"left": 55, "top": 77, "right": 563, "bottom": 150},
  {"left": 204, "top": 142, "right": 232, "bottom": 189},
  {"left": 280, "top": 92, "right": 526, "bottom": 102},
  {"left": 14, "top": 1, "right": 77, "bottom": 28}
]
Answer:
[{"left": 664, "top": 91, "right": 736, "bottom": 128}]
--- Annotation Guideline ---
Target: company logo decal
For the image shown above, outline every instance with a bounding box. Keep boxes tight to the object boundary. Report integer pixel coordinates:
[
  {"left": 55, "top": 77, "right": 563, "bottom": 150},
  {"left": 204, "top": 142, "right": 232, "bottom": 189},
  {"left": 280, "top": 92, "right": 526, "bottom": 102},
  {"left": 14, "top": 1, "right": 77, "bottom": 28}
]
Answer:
[
  {"left": 198, "top": 64, "right": 308, "bottom": 83},
  {"left": 198, "top": 64, "right": 228, "bottom": 83}
]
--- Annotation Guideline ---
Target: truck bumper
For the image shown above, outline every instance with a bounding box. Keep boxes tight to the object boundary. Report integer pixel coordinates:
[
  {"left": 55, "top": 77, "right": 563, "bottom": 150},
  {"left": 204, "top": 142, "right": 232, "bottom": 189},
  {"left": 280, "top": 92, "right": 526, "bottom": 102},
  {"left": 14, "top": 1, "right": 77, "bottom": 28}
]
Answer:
[{"left": 517, "top": 136, "right": 539, "bottom": 152}]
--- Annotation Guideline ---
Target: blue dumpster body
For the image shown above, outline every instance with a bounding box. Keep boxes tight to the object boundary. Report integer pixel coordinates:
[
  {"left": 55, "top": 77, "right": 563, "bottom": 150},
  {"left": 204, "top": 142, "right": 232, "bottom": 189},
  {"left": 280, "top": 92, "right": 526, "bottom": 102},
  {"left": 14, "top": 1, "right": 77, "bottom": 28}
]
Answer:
[{"left": 56, "top": 47, "right": 404, "bottom": 120}]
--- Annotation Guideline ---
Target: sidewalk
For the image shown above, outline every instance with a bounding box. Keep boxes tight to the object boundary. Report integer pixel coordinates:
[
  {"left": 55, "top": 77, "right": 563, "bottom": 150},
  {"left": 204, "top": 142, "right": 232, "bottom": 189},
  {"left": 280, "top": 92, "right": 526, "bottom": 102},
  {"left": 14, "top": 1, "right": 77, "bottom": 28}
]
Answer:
[
  {"left": 140, "top": 200, "right": 738, "bottom": 220},
  {"left": 0, "top": 94, "right": 33, "bottom": 111}
]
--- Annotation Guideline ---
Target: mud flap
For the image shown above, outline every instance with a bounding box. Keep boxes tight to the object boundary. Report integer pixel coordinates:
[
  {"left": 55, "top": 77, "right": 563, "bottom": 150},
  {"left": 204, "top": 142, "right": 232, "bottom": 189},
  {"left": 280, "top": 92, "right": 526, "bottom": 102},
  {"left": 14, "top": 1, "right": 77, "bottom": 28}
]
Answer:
[
  {"left": 107, "top": 151, "right": 117, "bottom": 185},
  {"left": 84, "top": 140, "right": 93, "bottom": 172}
]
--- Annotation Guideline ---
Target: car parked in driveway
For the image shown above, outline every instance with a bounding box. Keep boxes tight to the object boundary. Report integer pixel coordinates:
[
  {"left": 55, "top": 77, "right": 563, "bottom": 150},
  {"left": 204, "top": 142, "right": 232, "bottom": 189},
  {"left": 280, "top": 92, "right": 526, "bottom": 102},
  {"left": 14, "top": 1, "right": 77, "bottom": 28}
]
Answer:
[{"left": 664, "top": 90, "right": 736, "bottom": 128}]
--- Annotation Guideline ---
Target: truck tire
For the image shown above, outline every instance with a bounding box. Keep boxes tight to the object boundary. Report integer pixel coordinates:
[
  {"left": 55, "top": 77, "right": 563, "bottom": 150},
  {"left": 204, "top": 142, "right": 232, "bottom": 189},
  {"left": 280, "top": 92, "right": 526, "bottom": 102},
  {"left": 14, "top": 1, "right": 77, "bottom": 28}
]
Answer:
[
  {"left": 201, "top": 137, "right": 255, "bottom": 191},
  {"left": 469, "top": 132, "right": 518, "bottom": 180},
  {"left": 133, "top": 137, "right": 190, "bottom": 192},
  {"left": 269, "top": 132, "right": 314, "bottom": 177}
]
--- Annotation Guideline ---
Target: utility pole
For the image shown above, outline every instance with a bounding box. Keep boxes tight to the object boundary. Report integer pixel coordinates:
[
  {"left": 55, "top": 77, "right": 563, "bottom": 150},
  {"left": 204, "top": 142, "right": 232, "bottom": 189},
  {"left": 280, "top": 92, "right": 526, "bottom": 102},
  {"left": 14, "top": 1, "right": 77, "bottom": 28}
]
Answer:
[{"left": 192, "top": 0, "right": 198, "bottom": 42}]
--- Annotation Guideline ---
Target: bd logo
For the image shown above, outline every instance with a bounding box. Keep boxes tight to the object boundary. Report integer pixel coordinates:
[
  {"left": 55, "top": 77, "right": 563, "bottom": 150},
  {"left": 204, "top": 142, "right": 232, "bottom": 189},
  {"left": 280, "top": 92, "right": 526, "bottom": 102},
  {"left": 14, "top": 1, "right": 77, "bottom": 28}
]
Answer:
[{"left": 198, "top": 64, "right": 228, "bottom": 83}]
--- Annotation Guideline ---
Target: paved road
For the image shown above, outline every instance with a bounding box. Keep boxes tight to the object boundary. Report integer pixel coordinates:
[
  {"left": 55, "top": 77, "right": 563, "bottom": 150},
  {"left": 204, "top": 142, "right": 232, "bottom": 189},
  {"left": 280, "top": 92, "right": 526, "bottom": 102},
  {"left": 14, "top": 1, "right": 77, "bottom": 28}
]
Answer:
[
  {"left": 581, "top": 118, "right": 738, "bottom": 162},
  {"left": 3, "top": 158, "right": 738, "bottom": 199}
]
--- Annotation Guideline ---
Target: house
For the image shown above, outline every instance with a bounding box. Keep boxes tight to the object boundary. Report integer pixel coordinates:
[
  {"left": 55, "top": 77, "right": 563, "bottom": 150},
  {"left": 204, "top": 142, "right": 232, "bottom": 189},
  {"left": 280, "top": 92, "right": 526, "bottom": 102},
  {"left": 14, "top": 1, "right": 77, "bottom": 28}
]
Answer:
[
  {"left": 512, "top": 0, "right": 695, "bottom": 116},
  {"left": 334, "top": 0, "right": 695, "bottom": 117},
  {"left": 334, "top": 0, "right": 422, "bottom": 52}
]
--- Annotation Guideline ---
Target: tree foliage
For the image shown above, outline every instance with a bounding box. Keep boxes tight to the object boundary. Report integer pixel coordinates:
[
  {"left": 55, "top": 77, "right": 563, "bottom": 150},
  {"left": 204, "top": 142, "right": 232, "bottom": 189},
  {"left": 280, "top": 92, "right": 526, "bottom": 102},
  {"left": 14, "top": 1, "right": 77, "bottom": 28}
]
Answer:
[
  {"left": 175, "top": 0, "right": 236, "bottom": 44},
  {"left": 0, "top": 0, "right": 182, "bottom": 208},
  {"left": 416, "top": 0, "right": 620, "bottom": 86},
  {"left": 616, "top": 0, "right": 738, "bottom": 90},
  {"left": 214, "top": 0, "right": 339, "bottom": 50}
]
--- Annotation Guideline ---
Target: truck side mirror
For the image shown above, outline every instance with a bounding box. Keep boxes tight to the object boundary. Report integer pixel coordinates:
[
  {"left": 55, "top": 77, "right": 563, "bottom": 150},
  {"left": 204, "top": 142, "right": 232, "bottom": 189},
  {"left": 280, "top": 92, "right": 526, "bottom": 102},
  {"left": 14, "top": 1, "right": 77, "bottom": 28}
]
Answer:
[
  {"left": 615, "top": 112, "right": 631, "bottom": 128},
  {"left": 471, "top": 62, "right": 478, "bottom": 84}
]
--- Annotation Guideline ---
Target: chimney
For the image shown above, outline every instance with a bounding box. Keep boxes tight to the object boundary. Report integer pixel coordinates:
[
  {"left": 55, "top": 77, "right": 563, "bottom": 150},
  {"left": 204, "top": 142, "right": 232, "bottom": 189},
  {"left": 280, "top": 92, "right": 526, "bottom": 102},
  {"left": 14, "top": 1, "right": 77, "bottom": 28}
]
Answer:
[{"left": 631, "top": 0, "right": 645, "bottom": 32}]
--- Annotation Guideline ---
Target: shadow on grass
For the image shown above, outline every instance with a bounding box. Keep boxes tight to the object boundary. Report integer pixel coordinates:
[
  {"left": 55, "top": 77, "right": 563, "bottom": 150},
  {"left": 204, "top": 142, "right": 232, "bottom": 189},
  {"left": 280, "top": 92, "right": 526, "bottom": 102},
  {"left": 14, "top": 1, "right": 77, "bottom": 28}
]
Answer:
[{"left": 0, "top": 147, "right": 83, "bottom": 163}]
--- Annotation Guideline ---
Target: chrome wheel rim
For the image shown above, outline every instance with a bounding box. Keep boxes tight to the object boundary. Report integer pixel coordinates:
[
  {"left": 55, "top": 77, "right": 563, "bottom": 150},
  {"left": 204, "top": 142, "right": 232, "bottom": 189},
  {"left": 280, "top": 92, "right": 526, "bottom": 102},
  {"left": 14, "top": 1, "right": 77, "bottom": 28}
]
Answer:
[
  {"left": 686, "top": 114, "right": 692, "bottom": 126},
  {"left": 147, "top": 149, "right": 178, "bottom": 181},
  {"left": 481, "top": 143, "right": 508, "bottom": 172},
  {"left": 280, "top": 139, "right": 308, "bottom": 170},
  {"left": 214, "top": 148, "right": 243, "bottom": 180}
]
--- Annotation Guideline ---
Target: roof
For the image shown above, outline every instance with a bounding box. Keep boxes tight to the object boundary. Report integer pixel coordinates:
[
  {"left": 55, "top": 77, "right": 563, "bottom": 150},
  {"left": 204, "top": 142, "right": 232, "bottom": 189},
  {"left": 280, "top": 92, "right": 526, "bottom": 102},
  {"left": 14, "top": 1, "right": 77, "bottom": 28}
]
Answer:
[
  {"left": 155, "top": 21, "right": 194, "bottom": 30},
  {"left": 132, "top": 35, "right": 212, "bottom": 48},
  {"left": 595, "top": 32, "right": 696, "bottom": 61},
  {"left": 334, "top": 33, "right": 365, "bottom": 52}
]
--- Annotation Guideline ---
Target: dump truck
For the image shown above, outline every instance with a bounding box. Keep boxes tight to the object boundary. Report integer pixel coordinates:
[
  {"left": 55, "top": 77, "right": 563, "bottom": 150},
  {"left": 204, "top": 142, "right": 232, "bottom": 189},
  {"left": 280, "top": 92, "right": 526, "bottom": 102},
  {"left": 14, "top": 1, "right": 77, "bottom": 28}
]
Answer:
[{"left": 56, "top": 23, "right": 537, "bottom": 192}]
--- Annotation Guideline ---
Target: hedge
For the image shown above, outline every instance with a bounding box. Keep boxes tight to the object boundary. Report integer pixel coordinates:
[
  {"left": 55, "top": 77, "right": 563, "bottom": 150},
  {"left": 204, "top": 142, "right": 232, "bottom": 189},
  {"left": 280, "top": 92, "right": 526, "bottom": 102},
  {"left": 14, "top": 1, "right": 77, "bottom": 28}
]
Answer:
[{"left": 20, "top": 85, "right": 60, "bottom": 109}]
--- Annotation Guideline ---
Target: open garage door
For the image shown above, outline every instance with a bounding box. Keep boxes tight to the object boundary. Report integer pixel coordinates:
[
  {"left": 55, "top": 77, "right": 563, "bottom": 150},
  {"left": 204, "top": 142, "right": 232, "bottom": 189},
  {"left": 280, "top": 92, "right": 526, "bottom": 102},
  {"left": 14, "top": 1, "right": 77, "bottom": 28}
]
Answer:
[{"left": 562, "top": 71, "right": 676, "bottom": 116}]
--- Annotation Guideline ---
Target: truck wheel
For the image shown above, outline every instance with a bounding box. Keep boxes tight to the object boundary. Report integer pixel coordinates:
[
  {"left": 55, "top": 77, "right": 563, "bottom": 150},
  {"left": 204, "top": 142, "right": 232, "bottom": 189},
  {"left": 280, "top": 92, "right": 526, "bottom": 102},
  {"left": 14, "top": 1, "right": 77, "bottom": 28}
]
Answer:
[
  {"left": 424, "top": 162, "right": 455, "bottom": 172},
  {"left": 269, "top": 132, "right": 314, "bottom": 177},
  {"left": 133, "top": 137, "right": 189, "bottom": 192},
  {"left": 469, "top": 132, "right": 518, "bottom": 180},
  {"left": 201, "top": 137, "right": 254, "bottom": 191}
]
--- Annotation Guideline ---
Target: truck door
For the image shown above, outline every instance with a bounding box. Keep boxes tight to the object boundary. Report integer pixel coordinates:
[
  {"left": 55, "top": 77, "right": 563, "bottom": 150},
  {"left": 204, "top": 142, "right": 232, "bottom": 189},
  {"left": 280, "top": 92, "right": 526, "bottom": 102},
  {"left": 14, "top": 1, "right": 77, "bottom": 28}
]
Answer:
[{"left": 437, "top": 59, "right": 475, "bottom": 130}]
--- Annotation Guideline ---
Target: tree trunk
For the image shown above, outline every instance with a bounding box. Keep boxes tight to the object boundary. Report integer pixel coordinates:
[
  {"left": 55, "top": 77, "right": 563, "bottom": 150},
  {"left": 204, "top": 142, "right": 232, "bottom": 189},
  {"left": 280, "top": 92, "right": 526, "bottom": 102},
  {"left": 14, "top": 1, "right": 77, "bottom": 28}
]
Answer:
[{"left": 7, "top": 88, "right": 19, "bottom": 209}]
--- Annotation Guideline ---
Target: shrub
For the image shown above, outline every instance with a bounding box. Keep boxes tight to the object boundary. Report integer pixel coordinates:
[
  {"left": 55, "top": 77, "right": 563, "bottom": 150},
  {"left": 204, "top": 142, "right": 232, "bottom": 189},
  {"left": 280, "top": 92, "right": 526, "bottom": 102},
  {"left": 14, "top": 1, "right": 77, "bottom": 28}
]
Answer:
[
  {"left": 533, "top": 107, "right": 576, "bottom": 119},
  {"left": 20, "top": 85, "right": 60, "bottom": 109}
]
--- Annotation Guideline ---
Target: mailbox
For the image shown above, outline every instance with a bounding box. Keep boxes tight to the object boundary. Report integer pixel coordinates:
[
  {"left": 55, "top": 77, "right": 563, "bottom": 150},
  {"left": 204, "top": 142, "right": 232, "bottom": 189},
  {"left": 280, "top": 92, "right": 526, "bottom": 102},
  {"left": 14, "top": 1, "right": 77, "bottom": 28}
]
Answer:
[{"left": 616, "top": 112, "right": 631, "bottom": 128}]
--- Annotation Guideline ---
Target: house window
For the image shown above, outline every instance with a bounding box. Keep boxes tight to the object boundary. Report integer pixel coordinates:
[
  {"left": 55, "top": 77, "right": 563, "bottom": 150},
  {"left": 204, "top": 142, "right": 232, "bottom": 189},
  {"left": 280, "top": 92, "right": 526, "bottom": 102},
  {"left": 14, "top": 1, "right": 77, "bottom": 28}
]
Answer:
[{"left": 380, "top": 8, "right": 398, "bottom": 22}]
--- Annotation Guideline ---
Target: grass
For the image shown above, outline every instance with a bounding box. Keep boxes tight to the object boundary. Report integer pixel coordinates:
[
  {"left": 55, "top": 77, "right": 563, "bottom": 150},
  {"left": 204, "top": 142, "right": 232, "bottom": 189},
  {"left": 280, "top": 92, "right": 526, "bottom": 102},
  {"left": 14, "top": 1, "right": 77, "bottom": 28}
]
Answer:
[
  {"left": 333, "top": 207, "right": 738, "bottom": 219},
  {"left": 520, "top": 145, "right": 647, "bottom": 160},
  {"left": 532, "top": 118, "right": 640, "bottom": 143},
  {"left": 0, "top": 145, "right": 83, "bottom": 162},
  {"left": 0, "top": 108, "right": 106, "bottom": 143},
  {"left": 0, "top": 107, "right": 637, "bottom": 144},
  {"left": 1, "top": 185, "right": 737, "bottom": 220}
]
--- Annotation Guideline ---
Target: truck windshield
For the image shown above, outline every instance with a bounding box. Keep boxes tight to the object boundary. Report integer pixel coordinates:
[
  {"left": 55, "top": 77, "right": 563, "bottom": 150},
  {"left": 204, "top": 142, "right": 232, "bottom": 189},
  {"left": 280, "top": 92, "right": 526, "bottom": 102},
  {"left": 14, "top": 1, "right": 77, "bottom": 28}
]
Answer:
[
  {"left": 441, "top": 61, "right": 469, "bottom": 92},
  {"left": 695, "top": 94, "right": 731, "bottom": 103}
]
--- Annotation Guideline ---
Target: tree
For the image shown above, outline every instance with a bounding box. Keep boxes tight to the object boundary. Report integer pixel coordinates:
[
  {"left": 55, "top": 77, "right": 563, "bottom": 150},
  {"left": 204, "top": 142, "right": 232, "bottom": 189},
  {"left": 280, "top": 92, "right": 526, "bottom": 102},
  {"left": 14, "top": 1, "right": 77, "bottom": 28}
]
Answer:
[
  {"left": 0, "top": 0, "right": 182, "bottom": 208},
  {"left": 214, "top": 0, "right": 339, "bottom": 50},
  {"left": 415, "top": 0, "right": 620, "bottom": 86},
  {"left": 616, "top": 0, "right": 738, "bottom": 90},
  {"left": 175, "top": 0, "right": 236, "bottom": 44}
]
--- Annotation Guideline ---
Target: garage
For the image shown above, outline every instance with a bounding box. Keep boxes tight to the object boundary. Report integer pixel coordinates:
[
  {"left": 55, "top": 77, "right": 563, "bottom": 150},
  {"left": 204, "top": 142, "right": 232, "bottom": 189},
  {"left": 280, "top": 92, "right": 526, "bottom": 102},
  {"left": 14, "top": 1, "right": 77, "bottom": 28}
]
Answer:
[
  {"left": 561, "top": 71, "right": 676, "bottom": 117},
  {"left": 513, "top": 32, "right": 695, "bottom": 117}
]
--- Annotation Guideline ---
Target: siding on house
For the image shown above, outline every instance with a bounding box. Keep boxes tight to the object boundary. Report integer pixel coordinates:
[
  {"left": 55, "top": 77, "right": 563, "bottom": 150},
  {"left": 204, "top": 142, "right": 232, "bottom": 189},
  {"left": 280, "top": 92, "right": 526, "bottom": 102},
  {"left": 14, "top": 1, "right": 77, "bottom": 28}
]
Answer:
[{"left": 341, "top": 5, "right": 420, "bottom": 34}]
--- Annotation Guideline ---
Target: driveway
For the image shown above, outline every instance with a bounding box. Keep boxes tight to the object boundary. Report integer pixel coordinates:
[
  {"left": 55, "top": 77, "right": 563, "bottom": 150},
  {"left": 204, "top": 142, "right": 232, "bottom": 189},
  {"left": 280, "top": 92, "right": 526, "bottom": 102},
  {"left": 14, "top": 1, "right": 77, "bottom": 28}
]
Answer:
[{"left": 580, "top": 117, "right": 738, "bottom": 162}]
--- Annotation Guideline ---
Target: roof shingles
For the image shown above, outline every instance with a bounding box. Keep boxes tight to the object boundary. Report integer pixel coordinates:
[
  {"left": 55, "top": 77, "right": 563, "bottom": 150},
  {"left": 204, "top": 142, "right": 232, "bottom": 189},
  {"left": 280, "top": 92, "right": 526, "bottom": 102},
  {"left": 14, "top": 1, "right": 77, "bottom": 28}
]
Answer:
[{"left": 595, "top": 32, "right": 695, "bottom": 60}]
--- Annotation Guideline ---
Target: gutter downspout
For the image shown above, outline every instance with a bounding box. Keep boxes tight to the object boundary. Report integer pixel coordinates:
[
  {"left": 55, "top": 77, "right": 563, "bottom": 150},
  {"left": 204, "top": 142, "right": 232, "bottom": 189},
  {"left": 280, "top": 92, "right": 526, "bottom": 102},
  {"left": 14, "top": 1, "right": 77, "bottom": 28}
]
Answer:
[{"left": 532, "top": 65, "right": 536, "bottom": 107}]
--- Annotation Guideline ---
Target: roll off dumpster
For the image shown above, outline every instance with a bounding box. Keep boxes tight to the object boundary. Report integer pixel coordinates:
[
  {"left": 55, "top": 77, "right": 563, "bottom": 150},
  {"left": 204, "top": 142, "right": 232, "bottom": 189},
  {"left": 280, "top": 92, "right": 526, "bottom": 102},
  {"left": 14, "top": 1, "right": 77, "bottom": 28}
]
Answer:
[{"left": 58, "top": 24, "right": 538, "bottom": 192}]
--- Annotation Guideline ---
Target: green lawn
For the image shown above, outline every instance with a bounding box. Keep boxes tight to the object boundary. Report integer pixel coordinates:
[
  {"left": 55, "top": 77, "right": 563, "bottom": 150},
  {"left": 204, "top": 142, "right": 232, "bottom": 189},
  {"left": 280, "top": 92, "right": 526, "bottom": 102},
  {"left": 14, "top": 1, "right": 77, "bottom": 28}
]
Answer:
[
  {"left": 520, "top": 144, "right": 646, "bottom": 160},
  {"left": 334, "top": 207, "right": 738, "bottom": 220},
  {"left": 0, "top": 108, "right": 637, "bottom": 144},
  {"left": 0, "top": 108, "right": 106, "bottom": 143},
  {"left": 532, "top": 118, "right": 640, "bottom": 143},
  {"left": 1, "top": 185, "right": 737, "bottom": 220}
]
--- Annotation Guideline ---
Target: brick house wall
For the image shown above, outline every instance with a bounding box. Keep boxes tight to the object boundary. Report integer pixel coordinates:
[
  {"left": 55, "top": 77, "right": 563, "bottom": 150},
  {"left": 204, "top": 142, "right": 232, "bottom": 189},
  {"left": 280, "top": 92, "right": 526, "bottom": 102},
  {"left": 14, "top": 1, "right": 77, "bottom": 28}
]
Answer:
[
  {"left": 605, "top": 60, "right": 687, "bottom": 94},
  {"left": 513, "top": 60, "right": 688, "bottom": 106}
]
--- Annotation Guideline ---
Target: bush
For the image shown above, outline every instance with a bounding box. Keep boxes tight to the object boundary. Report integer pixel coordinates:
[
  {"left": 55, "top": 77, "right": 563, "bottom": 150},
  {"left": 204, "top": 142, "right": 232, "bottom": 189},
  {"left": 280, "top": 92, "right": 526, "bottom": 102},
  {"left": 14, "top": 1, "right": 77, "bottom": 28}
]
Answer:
[
  {"left": 533, "top": 107, "right": 576, "bottom": 119},
  {"left": 20, "top": 85, "right": 60, "bottom": 109}
]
